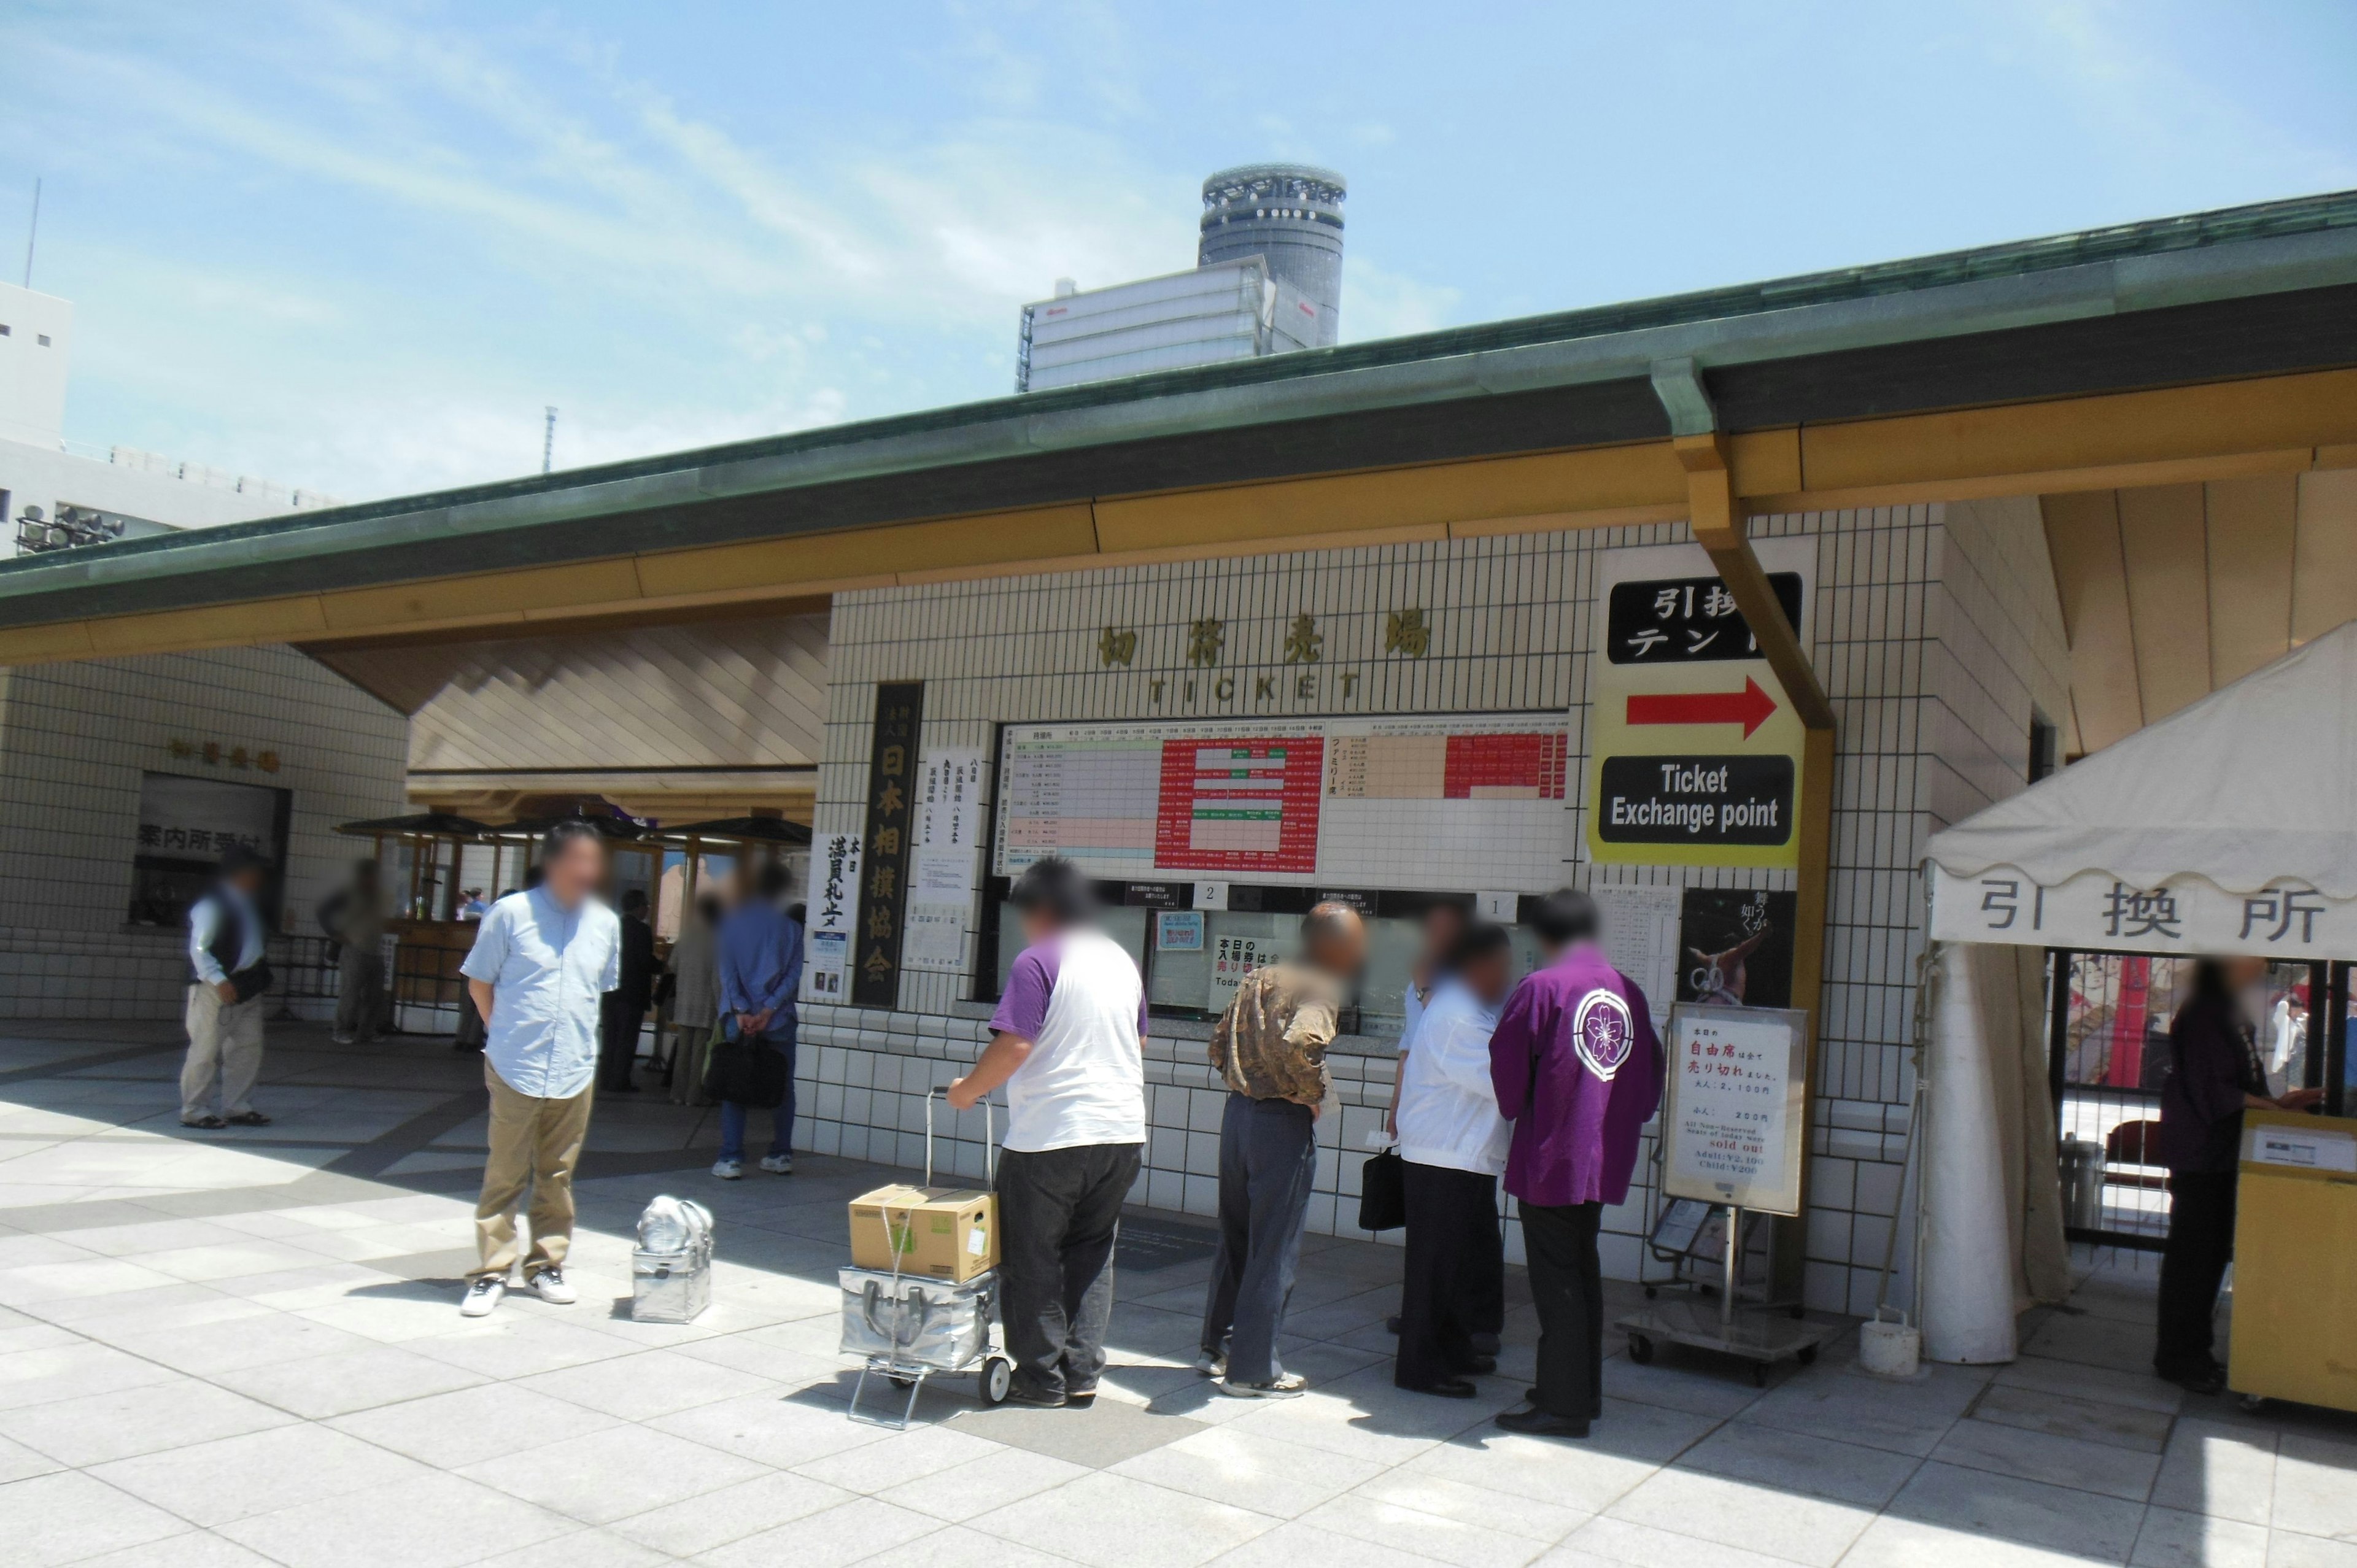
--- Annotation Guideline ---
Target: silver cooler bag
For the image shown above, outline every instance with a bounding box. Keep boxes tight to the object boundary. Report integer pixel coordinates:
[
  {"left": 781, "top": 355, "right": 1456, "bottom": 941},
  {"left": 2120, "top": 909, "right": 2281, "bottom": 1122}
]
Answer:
[
  {"left": 838, "top": 1267, "right": 992, "bottom": 1369},
  {"left": 633, "top": 1196, "right": 715, "bottom": 1323}
]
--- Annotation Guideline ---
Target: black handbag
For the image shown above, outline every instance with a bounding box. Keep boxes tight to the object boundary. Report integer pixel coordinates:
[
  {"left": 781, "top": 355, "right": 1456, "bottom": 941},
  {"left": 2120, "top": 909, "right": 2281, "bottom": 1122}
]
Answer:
[
  {"left": 226, "top": 962, "right": 273, "bottom": 1004},
  {"left": 1358, "top": 1148, "right": 1406, "bottom": 1231},
  {"left": 702, "top": 1030, "right": 787, "bottom": 1110}
]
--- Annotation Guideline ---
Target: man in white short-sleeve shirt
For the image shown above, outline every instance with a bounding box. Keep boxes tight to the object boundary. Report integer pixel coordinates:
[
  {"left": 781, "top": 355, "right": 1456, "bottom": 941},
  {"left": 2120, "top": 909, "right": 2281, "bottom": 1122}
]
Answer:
[
  {"left": 456, "top": 822, "right": 620, "bottom": 1316},
  {"left": 948, "top": 856, "right": 1146, "bottom": 1407}
]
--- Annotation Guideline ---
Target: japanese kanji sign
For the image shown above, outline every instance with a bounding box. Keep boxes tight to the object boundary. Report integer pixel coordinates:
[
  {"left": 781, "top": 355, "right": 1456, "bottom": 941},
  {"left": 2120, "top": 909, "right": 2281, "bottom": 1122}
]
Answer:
[
  {"left": 1586, "top": 540, "right": 1814, "bottom": 869},
  {"left": 802, "top": 832, "right": 862, "bottom": 1000},
  {"left": 853, "top": 681, "right": 924, "bottom": 1007},
  {"left": 1927, "top": 865, "right": 2357, "bottom": 960},
  {"left": 1662, "top": 1002, "right": 1811, "bottom": 1215},
  {"left": 902, "top": 746, "right": 986, "bottom": 974}
]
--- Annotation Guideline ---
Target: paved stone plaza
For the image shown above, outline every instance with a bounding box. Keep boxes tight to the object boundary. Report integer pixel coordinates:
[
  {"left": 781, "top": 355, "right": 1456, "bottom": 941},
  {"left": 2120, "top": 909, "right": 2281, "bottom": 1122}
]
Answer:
[{"left": 0, "top": 1022, "right": 2352, "bottom": 1568}]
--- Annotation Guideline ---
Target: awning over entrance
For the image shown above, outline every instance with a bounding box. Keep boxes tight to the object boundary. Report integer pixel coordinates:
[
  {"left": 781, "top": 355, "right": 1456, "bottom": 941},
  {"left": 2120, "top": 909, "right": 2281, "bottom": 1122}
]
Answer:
[{"left": 1928, "top": 619, "right": 2357, "bottom": 959}]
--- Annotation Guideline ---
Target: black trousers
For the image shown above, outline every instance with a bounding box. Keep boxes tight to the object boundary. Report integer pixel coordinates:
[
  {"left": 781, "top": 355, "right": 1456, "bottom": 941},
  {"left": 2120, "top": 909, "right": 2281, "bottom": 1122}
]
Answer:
[
  {"left": 1201, "top": 1094, "right": 1318, "bottom": 1385},
  {"left": 598, "top": 996, "right": 645, "bottom": 1091},
  {"left": 2157, "top": 1169, "right": 2238, "bottom": 1371},
  {"left": 996, "top": 1142, "right": 1142, "bottom": 1399},
  {"left": 1520, "top": 1199, "right": 1604, "bottom": 1422},
  {"left": 1396, "top": 1162, "right": 1502, "bottom": 1389}
]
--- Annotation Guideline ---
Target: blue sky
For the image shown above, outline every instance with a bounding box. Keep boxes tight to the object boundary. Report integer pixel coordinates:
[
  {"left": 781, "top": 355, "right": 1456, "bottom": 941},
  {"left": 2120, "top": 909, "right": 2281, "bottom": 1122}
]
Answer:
[{"left": 3, "top": 1, "right": 2351, "bottom": 502}]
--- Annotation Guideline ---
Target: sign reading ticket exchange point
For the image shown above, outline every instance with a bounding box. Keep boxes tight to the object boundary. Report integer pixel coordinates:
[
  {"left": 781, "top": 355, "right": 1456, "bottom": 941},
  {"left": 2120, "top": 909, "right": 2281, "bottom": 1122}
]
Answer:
[{"left": 1585, "top": 541, "right": 1816, "bottom": 870}]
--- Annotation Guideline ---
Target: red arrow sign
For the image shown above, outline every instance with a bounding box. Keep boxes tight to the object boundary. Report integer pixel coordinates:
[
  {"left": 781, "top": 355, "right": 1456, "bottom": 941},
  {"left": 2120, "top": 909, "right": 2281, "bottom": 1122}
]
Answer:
[{"left": 1627, "top": 676, "right": 1779, "bottom": 739}]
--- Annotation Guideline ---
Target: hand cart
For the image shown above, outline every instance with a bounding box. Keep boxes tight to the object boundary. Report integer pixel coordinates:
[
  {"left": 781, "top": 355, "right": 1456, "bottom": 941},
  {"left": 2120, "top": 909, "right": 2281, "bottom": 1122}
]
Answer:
[{"left": 843, "top": 1087, "right": 1014, "bottom": 1429}]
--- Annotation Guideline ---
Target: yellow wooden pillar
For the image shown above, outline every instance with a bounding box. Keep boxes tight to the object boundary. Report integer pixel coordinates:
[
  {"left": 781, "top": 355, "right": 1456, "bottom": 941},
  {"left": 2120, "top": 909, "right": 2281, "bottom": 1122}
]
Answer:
[{"left": 1669, "top": 411, "right": 1840, "bottom": 1305}]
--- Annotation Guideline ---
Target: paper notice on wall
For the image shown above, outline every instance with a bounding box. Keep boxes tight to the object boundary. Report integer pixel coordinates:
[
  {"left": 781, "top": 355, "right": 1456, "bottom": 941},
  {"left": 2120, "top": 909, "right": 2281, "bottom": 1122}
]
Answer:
[
  {"left": 903, "top": 748, "right": 986, "bottom": 973},
  {"left": 1206, "top": 932, "right": 1274, "bottom": 1014},
  {"left": 803, "top": 832, "right": 862, "bottom": 1002},
  {"left": 1593, "top": 884, "right": 1682, "bottom": 1027}
]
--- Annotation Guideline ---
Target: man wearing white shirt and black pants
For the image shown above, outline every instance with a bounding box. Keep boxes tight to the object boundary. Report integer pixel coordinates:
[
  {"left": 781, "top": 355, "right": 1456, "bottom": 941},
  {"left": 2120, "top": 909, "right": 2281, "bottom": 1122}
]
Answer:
[
  {"left": 181, "top": 844, "right": 276, "bottom": 1130},
  {"left": 948, "top": 857, "right": 1147, "bottom": 1409},
  {"left": 1392, "top": 921, "right": 1516, "bottom": 1396},
  {"left": 457, "top": 821, "right": 621, "bottom": 1317}
]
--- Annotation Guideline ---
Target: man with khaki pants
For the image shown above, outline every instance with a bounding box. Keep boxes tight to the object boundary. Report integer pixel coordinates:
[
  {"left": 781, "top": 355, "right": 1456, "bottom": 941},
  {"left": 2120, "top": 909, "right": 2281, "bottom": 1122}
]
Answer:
[
  {"left": 182, "top": 845, "right": 276, "bottom": 1130},
  {"left": 457, "top": 821, "right": 620, "bottom": 1317}
]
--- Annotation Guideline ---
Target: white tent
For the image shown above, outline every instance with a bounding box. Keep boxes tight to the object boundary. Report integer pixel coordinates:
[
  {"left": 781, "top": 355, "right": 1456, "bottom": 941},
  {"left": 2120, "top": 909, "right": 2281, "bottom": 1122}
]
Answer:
[
  {"left": 1929, "top": 620, "right": 2357, "bottom": 959},
  {"left": 1913, "top": 621, "right": 2357, "bottom": 1363}
]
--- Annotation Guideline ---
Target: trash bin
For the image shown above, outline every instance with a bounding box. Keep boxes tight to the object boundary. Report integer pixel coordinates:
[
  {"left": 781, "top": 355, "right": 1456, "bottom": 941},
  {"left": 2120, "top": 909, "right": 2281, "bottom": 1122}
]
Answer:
[{"left": 2059, "top": 1136, "right": 2105, "bottom": 1232}]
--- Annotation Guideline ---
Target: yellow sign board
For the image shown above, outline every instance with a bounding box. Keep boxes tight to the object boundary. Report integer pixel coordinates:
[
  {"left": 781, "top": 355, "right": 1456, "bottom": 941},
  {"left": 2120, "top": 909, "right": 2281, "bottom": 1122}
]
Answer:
[{"left": 1585, "top": 541, "right": 1814, "bottom": 870}]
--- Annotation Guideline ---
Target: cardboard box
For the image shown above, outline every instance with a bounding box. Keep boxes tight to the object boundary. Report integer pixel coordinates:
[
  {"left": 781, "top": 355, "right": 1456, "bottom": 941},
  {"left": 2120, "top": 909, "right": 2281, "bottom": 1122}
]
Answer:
[{"left": 847, "top": 1184, "right": 999, "bottom": 1282}]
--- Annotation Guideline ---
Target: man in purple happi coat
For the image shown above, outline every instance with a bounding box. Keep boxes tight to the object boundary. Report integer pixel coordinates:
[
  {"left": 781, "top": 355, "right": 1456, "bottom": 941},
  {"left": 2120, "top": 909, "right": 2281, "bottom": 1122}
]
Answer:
[{"left": 1487, "top": 889, "right": 1663, "bottom": 1438}]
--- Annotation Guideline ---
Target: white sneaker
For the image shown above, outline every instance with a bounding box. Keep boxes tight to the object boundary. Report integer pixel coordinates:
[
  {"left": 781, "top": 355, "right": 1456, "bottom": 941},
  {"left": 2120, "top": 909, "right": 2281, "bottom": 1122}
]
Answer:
[
  {"left": 759, "top": 1154, "right": 794, "bottom": 1175},
  {"left": 525, "top": 1267, "right": 576, "bottom": 1305},
  {"left": 1220, "top": 1372, "right": 1307, "bottom": 1399},
  {"left": 712, "top": 1158, "right": 744, "bottom": 1180},
  {"left": 460, "top": 1277, "right": 505, "bottom": 1317},
  {"left": 330, "top": 1033, "right": 357, "bottom": 1046},
  {"left": 1193, "top": 1352, "right": 1226, "bottom": 1378}
]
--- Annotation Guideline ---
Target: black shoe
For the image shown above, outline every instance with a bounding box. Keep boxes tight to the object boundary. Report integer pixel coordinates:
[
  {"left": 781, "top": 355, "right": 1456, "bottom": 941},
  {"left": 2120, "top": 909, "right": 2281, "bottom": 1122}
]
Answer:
[
  {"left": 1002, "top": 1381, "right": 1067, "bottom": 1409},
  {"left": 1465, "top": 1356, "right": 1497, "bottom": 1376},
  {"left": 2155, "top": 1359, "right": 2226, "bottom": 1396},
  {"left": 1064, "top": 1386, "right": 1097, "bottom": 1407},
  {"left": 1386, "top": 1315, "right": 1401, "bottom": 1335},
  {"left": 1403, "top": 1377, "right": 1479, "bottom": 1399},
  {"left": 1496, "top": 1407, "right": 1590, "bottom": 1439},
  {"left": 1470, "top": 1332, "right": 1501, "bottom": 1358}
]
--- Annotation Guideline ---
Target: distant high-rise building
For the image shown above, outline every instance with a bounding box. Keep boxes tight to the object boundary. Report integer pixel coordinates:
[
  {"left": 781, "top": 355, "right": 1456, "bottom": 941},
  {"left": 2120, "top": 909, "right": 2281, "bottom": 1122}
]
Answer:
[
  {"left": 1196, "top": 164, "right": 1346, "bottom": 348},
  {"left": 1016, "top": 163, "right": 1346, "bottom": 393}
]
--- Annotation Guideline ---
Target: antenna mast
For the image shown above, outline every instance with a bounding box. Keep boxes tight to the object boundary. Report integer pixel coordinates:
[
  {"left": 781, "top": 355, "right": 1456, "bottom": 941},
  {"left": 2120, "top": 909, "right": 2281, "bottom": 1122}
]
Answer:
[
  {"left": 542, "top": 406, "right": 557, "bottom": 474},
  {"left": 21, "top": 179, "right": 40, "bottom": 289}
]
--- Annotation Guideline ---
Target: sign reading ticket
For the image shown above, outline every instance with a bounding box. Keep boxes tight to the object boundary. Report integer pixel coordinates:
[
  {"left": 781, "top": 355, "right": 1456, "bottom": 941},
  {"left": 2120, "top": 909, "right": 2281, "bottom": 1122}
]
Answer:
[{"left": 1662, "top": 1002, "right": 1811, "bottom": 1216}]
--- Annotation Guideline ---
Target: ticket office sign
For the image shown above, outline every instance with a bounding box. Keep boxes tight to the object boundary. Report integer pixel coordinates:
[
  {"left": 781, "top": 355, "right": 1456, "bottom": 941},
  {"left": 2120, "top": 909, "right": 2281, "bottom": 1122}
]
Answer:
[
  {"left": 1662, "top": 1002, "right": 1811, "bottom": 1216},
  {"left": 1585, "top": 540, "right": 1815, "bottom": 870}
]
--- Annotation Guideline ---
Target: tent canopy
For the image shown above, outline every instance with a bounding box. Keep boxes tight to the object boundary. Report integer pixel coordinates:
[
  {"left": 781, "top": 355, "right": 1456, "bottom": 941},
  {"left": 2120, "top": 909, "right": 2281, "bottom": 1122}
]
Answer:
[
  {"left": 1930, "top": 620, "right": 2357, "bottom": 898},
  {"left": 1927, "top": 620, "right": 2357, "bottom": 959},
  {"left": 336, "top": 811, "right": 495, "bottom": 838}
]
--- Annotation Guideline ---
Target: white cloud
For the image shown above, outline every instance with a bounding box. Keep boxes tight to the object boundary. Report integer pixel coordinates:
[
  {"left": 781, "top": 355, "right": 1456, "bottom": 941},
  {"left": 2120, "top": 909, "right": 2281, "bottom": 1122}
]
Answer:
[{"left": 1339, "top": 257, "right": 1463, "bottom": 344}]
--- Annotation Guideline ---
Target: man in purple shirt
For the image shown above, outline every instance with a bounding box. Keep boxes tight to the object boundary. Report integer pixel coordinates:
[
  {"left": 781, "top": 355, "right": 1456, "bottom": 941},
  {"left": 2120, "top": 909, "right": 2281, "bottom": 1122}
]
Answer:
[{"left": 1487, "top": 889, "right": 1662, "bottom": 1439}]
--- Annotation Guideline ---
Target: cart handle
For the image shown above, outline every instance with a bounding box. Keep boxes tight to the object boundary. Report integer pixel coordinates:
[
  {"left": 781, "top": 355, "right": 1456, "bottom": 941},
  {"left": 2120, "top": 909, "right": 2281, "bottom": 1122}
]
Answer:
[{"left": 925, "top": 1086, "right": 996, "bottom": 1186}]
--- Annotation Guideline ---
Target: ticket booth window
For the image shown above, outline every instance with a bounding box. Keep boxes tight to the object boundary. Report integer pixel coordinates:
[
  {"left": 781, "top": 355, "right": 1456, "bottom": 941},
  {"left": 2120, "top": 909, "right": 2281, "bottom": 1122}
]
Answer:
[{"left": 128, "top": 771, "right": 290, "bottom": 929}]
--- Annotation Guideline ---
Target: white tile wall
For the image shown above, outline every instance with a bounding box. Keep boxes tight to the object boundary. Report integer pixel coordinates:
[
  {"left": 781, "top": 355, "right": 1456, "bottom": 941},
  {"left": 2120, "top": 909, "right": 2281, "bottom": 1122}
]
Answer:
[
  {"left": 0, "top": 644, "right": 410, "bottom": 1020},
  {"left": 793, "top": 500, "right": 2070, "bottom": 1314}
]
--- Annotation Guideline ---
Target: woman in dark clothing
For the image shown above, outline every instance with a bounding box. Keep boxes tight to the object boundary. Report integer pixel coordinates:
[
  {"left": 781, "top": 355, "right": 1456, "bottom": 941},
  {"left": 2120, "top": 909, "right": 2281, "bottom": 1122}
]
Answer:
[{"left": 2153, "top": 957, "right": 2322, "bottom": 1392}]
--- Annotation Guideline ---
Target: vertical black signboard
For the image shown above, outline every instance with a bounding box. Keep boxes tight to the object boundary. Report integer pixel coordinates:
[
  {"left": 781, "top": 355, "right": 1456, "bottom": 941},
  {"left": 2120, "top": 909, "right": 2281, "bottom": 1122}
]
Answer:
[{"left": 854, "top": 681, "right": 924, "bottom": 1008}]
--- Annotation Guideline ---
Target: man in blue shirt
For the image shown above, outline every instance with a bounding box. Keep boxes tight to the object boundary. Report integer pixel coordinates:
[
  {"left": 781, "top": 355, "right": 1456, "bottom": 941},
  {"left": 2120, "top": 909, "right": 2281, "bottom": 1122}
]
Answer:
[
  {"left": 713, "top": 861, "right": 803, "bottom": 1178},
  {"left": 457, "top": 821, "right": 621, "bottom": 1317},
  {"left": 181, "top": 844, "right": 275, "bottom": 1130}
]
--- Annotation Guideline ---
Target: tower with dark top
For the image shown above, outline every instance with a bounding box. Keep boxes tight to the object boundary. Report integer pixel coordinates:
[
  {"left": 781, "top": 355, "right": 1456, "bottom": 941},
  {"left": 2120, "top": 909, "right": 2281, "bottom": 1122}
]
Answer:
[{"left": 1196, "top": 164, "right": 1346, "bottom": 348}]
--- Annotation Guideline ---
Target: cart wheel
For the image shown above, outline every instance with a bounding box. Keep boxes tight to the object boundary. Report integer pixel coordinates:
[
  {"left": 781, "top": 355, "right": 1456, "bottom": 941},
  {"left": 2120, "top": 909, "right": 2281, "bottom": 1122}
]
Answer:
[
  {"left": 2237, "top": 1393, "right": 2266, "bottom": 1414},
  {"left": 1643, "top": 1285, "right": 1657, "bottom": 1300},
  {"left": 1753, "top": 1362, "right": 1769, "bottom": 1388},
  {"left": 1797, "top": 1345, "right": 1819, "bottom": 1367},
  {"left": 888, "top": 1374, "right": 916, "bottom": 1391},
  {"left": 982, "top": 1356, "right": 1013, "bottom": 1405},
  {"left": 1789, "top": 1305, "right": 1807, "bottom": 1321},
  {"left": 1628, "top": 1334, "right": 1655, "bottom": 1365}
]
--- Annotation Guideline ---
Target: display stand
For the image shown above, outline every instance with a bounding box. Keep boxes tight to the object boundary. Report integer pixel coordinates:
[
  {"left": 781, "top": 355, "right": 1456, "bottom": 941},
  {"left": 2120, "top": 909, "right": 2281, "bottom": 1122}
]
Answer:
[{"left": 1617, "top": 1002, "right": 1831, "bottom": 1384}]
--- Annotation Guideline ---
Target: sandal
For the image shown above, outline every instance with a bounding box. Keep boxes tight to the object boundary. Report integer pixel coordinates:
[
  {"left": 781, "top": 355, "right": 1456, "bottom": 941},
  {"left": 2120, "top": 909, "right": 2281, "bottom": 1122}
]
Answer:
[
  {"left": 223, "top": 1111, "right": 273, "bottom": 1127},
  {"left": 180, "top": 1114, "right": 227, "bottom": 1130}
]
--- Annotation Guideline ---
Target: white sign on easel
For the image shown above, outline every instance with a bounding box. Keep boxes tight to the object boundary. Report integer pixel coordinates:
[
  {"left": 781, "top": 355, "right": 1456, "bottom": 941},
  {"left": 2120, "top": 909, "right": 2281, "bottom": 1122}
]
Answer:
[
  {"left": 1662, "top": 1002, "right": 1810, "bottom": 1216},
  {"left": 903, "top": 749, "right": 986, "bottom": 973}
]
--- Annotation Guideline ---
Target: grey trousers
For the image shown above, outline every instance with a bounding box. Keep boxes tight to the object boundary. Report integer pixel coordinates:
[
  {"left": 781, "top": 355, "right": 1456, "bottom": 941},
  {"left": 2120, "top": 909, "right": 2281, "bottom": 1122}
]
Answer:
[
  {"left": 1199, "top": 1093, "right": 1318, "bottom": 1385},
  {"left": 181, "top": 986, "right": 264, "bottom": 1119},
  {"left": 334, "top": 948, "right": 382, "bottom": 1039},
  {"left": 996, "top": 1141, "right": 1142, "bottom": 1399}
]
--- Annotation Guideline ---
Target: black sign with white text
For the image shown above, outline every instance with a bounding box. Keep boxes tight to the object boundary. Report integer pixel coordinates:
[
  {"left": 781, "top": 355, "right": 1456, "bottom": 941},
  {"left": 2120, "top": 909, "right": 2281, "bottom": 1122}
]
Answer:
[
  {"left": 1595, "top": 754, "right": 1795, "bottom": 848},
  {"left": 1606, "top": 573, "right": 1804, "bottom": 665}
]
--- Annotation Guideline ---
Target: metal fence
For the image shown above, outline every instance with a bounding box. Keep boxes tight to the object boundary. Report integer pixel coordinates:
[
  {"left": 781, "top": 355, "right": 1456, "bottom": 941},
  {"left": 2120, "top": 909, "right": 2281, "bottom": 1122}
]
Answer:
[{"left": 2050, "top": 950, "right": 2340, "bottom": 1249}]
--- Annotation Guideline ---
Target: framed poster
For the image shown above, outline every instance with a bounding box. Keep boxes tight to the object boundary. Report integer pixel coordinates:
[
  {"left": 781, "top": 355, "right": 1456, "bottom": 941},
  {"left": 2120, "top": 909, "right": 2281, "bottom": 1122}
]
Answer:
[
  {"left": 1662, "top": 1001, "right": 1810, "bottom": 1215},
  {"left": 1676, "top": 887, "right": 1796, "bottom": 1010}
]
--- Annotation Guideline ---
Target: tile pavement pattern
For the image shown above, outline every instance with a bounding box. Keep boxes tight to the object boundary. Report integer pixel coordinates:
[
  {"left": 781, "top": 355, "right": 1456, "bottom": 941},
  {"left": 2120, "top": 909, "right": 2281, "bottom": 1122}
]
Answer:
[
  {"left": 1, "top": 1023, "right": 2355, "bottom": 1567},
  {"left": 811, "top": 500, "right": 2069, "bottom": 1316}
]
